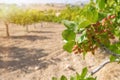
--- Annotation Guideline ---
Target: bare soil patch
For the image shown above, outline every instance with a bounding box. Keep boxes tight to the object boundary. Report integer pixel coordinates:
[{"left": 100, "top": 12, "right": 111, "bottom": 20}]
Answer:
[{"left": 0, "top": 22, "right": 120, "bottom": 80}]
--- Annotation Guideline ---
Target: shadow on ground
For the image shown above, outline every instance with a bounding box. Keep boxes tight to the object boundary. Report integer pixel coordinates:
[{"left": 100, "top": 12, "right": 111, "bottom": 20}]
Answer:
[
  {"left": 29, "top": 31, "right": 55, "bottom": 33},
  {"left": 0, "top": 46, "right": 58, "bottom": 72},
  {"left": 10, "top": 35, "right": 50, "bottom": 41}
]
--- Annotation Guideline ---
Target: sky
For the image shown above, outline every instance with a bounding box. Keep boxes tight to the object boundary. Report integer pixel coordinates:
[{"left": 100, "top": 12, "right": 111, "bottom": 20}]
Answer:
[{"left": 0, "top": 0, "right": 89, "bottom": 4}]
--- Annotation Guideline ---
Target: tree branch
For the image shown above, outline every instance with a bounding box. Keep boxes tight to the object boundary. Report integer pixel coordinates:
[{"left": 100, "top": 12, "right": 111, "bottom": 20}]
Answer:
[
  {"left": 90, "top": 59, "right": 119, "bottom": 75},
  {"left": 89, "top": 42, "right": 120, "bottom": 75},
  {"left": 99, "top": 43, "right": 120, "bottom": 58},
  {"left": 90, "top": 59, "right": 110, "bottom": 75}
]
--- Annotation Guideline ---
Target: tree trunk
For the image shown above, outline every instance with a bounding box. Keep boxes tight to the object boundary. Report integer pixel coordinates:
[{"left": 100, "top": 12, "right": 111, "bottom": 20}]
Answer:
[
  {"left": 5, "top": 22, "right": 10, "bottom": 37},
  {"left": 41, "top": 22, "right": 43, "bottom": 27},
  {"left": 26, "top": 25, "right": 29, "bottom": 32},
  {"left": 34, "top": 24, "right": 36, "bottom": 29}
]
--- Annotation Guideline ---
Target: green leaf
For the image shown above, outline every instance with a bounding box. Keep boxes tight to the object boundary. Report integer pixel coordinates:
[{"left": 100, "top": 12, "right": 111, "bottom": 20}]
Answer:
[
  {"left": 108, "top": 43, "right": 120, "bottom": 54},
  {"left": 110, "top": 55, "right": 116, "bottom": 62},
  {"left": 75, "top": 73, "right": 81, "bottom": 80},
  {"left": 80, "top": 67, "right": 88, "bottom": 79},
  {"left": 70, "top": 76, "right": 75, "bottom": 80},
  {"left": 78, "top": 17, "right": 91, "bottom": 28},
  {"left": 96, "top": 0, "right": 106, "bottom": 10},
  {"left": 83, "top": 52, "right": 87, "bottom": 60},
  {"left": 63, "top": 41, "right": 75, "bottom": 53},
  {"left": 86, "top": 77, "right": 97, "bottom": 80},
  {"left": 83, "top": 6, "right": 98, "bottom": 23},
  {"left": 60, "top": 75, "right": 67, "bottom": 80},
  {"left": 62, "top": 29, "right": 76, "bottom": 41},
  {"left": 115, "top": 28, "right": 120, "bottom": 37},
  {"left": 77, "top": 30, "right": 87, "bottom": 43},
  {"left": 79, "top": 5, "right": 98, "bottom": 27},
  {"left": 98, "top": 12, "right": 107, "bottom": 21},
  {"left": 62, "top": 20, "right": 78, "bottom": 32},
  {"left": 52, "top": 77, "right": 58, "bottom": 80}
]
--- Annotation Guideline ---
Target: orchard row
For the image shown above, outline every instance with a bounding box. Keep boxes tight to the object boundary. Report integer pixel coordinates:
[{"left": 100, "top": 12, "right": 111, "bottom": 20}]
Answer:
[
  {"left": 0, "top": 5, "right": 81, "bottom": 26},
  {"left": 0, "top": 5, "right": 81, "bottom": 36}
]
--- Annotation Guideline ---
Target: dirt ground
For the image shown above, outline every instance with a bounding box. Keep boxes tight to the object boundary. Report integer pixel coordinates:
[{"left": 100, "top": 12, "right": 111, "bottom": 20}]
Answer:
[{"left": 0, "top": 22, "right": 120, "bottom": 80}]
